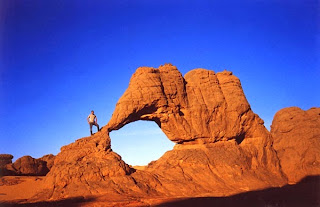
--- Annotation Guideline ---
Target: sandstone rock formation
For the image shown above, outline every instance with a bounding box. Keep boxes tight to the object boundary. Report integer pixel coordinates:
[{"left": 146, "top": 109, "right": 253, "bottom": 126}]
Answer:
[
  {"left": 39, "top": 154, "right": 55, "bottom": 170},
  {"left": 271, "top": 107, "right": 320, "bottom": 183},
  {"left": 12, "top": 156, "right": 49, "bottom": 176},
  {"left": 0, "top": 154, "right": 56, "bottom": 176},
  {"left": 107, "top": 64, "right": 267, "bottom": 144},
  {"left": 43, "top": 131, "right": 138, "bottom": 199},
  {"left": 42, "top": 64, "right": 295, "bottom": 200},
  {"left": 0, "top": 154, "right": 15, "bottom": 176},
  {"left": 0, "top": 154, "right": 13, "bottom": 167}
]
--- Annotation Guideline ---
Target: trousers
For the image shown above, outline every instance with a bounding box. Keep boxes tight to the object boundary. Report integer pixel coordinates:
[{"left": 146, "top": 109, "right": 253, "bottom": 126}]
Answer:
[{"left": 89, "top": 122, "right": 99, "bottom": 134}]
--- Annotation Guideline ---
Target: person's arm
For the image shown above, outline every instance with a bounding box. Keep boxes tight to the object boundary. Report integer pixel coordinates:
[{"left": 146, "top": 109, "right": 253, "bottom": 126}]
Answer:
[
  {"left": 87, "top": 116, "right": 90, "bottom": 123},
  {"left": 95, "top": 116, "right": 98, "bottom": 123}
]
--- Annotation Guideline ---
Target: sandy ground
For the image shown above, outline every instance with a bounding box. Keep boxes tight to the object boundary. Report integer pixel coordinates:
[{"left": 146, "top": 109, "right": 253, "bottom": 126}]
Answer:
[
  {"left": 0, "top": 177, "right": 167, "bottom": 206},
  {"left": 0, "top": 176, "right": 46, "bottom": 202},
  {"left": 0, "top": 175, "right": 319, "bottom": 206}
]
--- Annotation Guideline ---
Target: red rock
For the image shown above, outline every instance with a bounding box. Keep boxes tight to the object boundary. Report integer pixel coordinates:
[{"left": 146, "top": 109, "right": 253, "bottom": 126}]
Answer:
[
  {"left": 4, "top": 64, "right": 320, "bottom": 205},
  {"left": 107, "top": 65, "right": 268, "bottom": 145},
  {"left": 43, "top": 64, "right": 289, "bottom": 200},
  {"left": 43, "top": 130, "right": 136, "bottom": 199},
  {"left": 0, "top": 154, "right": 13, "bottom": 167},
  {"left": 39, "top": 154, "right": 55, "bottom": 170},
  {"left": 12, "top": 156, "right": 49, "bottom": 176},
  {"left": 0, "top": 154, "right": 16, "bottom": 176},
  {"left": 271, "top": 107, "right": 320, "bottom": 183}
]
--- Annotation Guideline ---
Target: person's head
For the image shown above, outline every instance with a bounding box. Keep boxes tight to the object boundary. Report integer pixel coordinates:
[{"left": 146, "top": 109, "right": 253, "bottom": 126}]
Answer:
[{"left": 91, "top": 110, "right": 94, "bottom": 114}]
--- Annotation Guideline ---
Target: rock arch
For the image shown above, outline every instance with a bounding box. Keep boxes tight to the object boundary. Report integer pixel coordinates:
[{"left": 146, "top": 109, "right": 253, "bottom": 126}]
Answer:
[
  {"left": 107, "top": 63, "right": 268, "bottom": 145},
  {"left": 44, "top": 64, "right": 320, "bottom": 201}
]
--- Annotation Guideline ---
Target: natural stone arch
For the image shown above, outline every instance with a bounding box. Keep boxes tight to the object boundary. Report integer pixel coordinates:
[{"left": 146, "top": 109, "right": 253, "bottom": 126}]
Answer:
[
  {"left": 43, "top": 64, "right": 295, "bottom": 200},
  {"left": 107, "top": 63, "right": 268, "bottom": 145}
]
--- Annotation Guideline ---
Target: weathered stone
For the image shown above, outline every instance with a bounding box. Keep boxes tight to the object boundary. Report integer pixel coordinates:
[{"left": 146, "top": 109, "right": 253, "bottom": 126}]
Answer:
[
  {"left": 12, "top": 156, "right": 49, "bottom": 176},
  {"left": 0, "top": 154, "right": 16, "bottom": 176},
  {"left": 43, "top": 129, "right": 137, "bottom": 199},
  {"left": 107, "top": 64, "right": 267, "bottom": 145},
  {"left": 0, "top": 154, "right": 13, "bottom": 167},
  {"left": 271, "top": 107, "right": 320, "bottom": 183},
  {"left": 42, "top": 64, "right": 289, "bottom": 200},
  {"left": 39, "top": 154, "right": 55, "bottom": 170}
]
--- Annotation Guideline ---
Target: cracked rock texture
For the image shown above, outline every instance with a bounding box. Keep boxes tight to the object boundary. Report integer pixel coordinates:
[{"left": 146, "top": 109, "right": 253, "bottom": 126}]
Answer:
[
  {"left": 43, "top": 130, "right": 139, "bottom": 199},
  {"left": 40, "top": 64, "right": 319, "bottom": 200},
  {"left": 107, "top": 64, "right": 267, "bottom": 144},
  {"left": 271, "top": 107, "right": 320, "bottom": 183}
]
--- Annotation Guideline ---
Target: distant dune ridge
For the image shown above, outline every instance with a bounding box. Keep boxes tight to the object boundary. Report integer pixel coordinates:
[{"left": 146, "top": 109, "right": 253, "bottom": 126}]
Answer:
[{"left": 1, "top": 64, "right": 319, "bottom": 205}]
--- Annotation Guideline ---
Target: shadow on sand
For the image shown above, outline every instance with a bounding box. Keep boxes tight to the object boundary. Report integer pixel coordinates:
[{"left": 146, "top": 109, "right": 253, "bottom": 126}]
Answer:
[
  {"left": 155, "top": 176, "right": 320, "bottom": 207},
  {"left": 0, "top": 176, "right": 319, "bottom": 207}
]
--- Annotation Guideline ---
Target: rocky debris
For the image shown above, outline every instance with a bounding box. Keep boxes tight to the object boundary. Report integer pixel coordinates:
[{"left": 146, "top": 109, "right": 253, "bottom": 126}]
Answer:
[
  {"left": 0, "top": 176, "right": 25, "bottom": 186},
  {"left": 12, "top": 156, "right": 49, "bottom": 176},
  {"left": 271, "top": 107, "right": 320, "bottom": 183}
]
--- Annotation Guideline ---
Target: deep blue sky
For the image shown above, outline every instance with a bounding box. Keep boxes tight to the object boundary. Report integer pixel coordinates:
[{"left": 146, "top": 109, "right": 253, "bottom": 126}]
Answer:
[{"left": 0, "top": 0, "right": 319, "bottom": 165}]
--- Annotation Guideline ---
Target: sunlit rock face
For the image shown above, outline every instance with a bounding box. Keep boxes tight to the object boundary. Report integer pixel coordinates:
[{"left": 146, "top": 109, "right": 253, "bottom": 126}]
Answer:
[
  {"left": 107, "top": 63, "right": 268, "bottom": 145},
  {"left": 41, "top": 64, "right": 319, "bottom": 200},
  {"left": 271, "top": 107, "right": 320, "bottom": 183}
]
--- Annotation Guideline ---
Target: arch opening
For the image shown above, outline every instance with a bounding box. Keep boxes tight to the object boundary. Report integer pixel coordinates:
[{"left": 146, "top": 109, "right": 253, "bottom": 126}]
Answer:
[{"left": 110, "top": 120, "right": 175, "bottom": 167}]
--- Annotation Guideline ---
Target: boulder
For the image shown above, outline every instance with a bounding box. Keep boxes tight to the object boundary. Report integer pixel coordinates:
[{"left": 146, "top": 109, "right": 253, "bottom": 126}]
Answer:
[
  {"left": 12, "top": 156, "right": 49, "bottom": 176},
  {"left": 271, "top": 107, "right": 320, "bottom": 183},
  {"left": 0, "top": 154, "right": 16, "bottom": 176},
  {"left": 0, "top": 154, "right": 13, "bottom": 167}
]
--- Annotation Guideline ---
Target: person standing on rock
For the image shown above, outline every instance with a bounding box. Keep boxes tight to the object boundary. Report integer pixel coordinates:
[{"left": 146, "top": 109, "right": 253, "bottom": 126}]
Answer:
[{"left": 87, "top": 110, "right": 100, "bottom": 135}]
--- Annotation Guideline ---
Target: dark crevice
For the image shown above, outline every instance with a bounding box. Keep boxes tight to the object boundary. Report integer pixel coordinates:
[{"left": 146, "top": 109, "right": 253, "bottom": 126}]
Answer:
[{"left": 235, "top": 133, "right": 245, "bottom": 145}]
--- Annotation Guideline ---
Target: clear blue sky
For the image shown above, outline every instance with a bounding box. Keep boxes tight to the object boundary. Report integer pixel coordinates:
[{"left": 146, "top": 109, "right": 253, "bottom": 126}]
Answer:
[{"left": 0, "top": 0, "right": 319, "bottom": 165}]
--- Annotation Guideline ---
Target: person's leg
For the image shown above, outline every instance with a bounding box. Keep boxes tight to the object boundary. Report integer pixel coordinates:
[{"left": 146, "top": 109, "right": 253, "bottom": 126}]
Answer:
[
  {"left": 90, "top": 123, "right": 93, "bottom": 135},
  {"left": 94, "top": 122, "right": 100, "bottom": 131}
]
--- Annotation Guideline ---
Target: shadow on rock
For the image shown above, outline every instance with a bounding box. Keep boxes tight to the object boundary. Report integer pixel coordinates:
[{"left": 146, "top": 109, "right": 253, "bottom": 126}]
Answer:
[
  {"left": 0, "top": 196, "right": 96, "bottom": 207},
  {"left": 155, "top": 176, "right": 320, "bottom": 207}
]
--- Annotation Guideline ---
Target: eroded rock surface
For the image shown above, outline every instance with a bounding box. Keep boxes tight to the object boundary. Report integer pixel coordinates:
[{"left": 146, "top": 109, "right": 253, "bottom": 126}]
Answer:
[
  {"left": 271, "top": 107, "right": 320, "bottom": 183},
  {"left": 35, "top": 64, "right": 320, "bottom": 203},
  {"left": 1, "top": 154, "right": 57, "bottom": 176},
  {"left": 42, "top": 130, "right": 141, "bottom": 199},
  {"left": 12, "top": 156, "right": 49, "bottom": 176},
  {"left": 0, "top": 154, "right": 15, "bottom": 176},
  {"left": 42, "top": 64, "right": 293, "bottom": 200},
  {"left": 39, "top": 154, "right": 55, "bottom": 170},
  {"left": 107, "top": 64, "right": 267, "bottom": 144}
]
